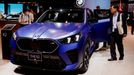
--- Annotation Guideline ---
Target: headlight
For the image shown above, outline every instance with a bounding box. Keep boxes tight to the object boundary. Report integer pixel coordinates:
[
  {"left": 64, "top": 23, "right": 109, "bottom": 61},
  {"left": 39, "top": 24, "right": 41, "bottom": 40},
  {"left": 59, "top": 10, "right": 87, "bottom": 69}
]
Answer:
[
  {"left": 13, "top": 33, "right": 17, "bottom": 40},
  {"left": 60, "top": 34, "right": 81, "bottom": 44}
]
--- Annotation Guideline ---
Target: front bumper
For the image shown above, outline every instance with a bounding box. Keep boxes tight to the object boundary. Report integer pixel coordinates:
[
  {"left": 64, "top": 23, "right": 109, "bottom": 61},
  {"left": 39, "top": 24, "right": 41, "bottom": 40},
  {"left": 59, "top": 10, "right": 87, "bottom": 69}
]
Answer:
[
  {"left": 10, "top": 38, "right": 82, "bottom": 71},
  {"left": 11, "top": 52, "right": 66, "bottom": 71}
]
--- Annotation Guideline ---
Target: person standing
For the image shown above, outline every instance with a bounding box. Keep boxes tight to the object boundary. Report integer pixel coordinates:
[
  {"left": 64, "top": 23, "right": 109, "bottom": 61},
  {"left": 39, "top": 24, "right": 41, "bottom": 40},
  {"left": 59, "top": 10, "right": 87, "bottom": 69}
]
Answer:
[
  {"left": 94, "top": 6, "right": 101, "bottom": 19},
  {"left": 94, "top": 6, "right": 109, "bottom": 51},
  {"left": 94, "top": 6, "right": 101, "bottom": 51},
  {"left": 28, "top": 9, "right": 35, "bottom": 22},
  {"left": 0, "top": 11, "right": 4, "bottom": 20},
  {"left": 108, "top": 5, "right": 127, "bottom": 61},
  {"left": 18, "top": 9, "right": 31, "bottom": 27},
  {"left": 131, "top": 11, "right": 134, "bottom": 35}
]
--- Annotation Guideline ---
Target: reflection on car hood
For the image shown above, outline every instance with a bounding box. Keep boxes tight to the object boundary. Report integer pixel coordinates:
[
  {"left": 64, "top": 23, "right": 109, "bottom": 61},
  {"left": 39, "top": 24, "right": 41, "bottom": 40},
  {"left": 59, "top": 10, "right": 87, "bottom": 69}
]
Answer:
[{"left": 16, "top": 22, "right": 84, "bottom": 40}]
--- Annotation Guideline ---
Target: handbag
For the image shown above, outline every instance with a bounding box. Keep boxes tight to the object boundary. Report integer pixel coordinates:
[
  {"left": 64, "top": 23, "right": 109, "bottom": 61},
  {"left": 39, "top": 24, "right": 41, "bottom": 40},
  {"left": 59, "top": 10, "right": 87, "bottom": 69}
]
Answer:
[{"left": 117, "top": 13, "right": 124, "bottom": 35}]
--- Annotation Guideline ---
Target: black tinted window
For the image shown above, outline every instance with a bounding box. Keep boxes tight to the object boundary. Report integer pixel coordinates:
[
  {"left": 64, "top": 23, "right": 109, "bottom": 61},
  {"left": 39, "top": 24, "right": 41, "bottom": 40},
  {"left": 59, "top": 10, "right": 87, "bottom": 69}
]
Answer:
[
  {"left": 94, "top": 10, "right": 110, "bottom": 19},
  {"left": 38, "top": 9, "right": 84, "bottom": 23}
]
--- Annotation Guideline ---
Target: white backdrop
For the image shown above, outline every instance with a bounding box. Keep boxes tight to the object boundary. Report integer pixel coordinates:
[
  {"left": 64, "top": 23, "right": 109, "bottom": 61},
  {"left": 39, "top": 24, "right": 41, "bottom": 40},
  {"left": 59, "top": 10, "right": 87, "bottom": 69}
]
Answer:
[{"left": 84, "top": 0, "right": 110, "bottom": 10}]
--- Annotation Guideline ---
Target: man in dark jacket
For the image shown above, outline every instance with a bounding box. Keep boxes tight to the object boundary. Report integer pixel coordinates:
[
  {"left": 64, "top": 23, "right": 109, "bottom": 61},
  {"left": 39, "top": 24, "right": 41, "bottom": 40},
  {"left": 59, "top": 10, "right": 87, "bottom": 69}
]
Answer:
[{"left": 108, "top": 5, "right": 127, "bottom": 61}]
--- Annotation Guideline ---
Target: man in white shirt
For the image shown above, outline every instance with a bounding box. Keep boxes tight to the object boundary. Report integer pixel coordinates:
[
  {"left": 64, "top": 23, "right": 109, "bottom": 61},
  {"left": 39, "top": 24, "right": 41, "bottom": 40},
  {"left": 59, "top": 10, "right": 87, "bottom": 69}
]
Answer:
[
  {"left": 108, "top": 5, "right": 127, "bottom": 61},
  {"left": 112, "top": 11, "right": 119, "bottom": 32}
]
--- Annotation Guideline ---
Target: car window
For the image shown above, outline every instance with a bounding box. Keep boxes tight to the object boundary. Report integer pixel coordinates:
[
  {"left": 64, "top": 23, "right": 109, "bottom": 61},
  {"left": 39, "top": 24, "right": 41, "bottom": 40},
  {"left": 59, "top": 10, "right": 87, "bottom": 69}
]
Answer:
[
  {"left": 94, "top": 9, "right": 110, "bottom": 20},
  {"left": 37, "top": 9, "right": 84, "bottom": 23}
]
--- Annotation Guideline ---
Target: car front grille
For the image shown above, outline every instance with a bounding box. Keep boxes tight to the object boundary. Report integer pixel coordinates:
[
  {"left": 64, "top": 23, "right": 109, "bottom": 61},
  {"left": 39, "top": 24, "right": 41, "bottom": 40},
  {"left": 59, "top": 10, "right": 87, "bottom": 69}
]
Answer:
[
  {"left": 13, "top": 54, "right": 66, "bottom": 70},
  {"left": 17, "top": 38, "right": 58, "bottom": 53}
]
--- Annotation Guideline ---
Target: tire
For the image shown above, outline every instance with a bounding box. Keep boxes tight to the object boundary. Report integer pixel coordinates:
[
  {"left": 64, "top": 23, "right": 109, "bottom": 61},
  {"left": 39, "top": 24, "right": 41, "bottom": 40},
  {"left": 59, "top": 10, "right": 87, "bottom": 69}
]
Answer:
[{"left": 77, "top": 41, "right": 90, "bottom": 74}]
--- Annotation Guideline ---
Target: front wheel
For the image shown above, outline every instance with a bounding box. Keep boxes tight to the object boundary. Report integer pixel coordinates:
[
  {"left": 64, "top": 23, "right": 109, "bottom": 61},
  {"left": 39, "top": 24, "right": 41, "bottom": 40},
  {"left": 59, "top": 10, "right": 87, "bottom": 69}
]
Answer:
[{"left": 77, "top": 42, "right": 90, "bottom": 74}]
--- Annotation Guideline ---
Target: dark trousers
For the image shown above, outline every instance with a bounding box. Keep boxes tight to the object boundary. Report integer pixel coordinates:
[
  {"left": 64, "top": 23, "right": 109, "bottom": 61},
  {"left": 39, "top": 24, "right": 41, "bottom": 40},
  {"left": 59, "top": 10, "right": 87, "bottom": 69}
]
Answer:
[
  {"left": 131, "top": 24, "right": 134, "bottom": 35},
  {"left": 110, "top": 30, "right": 124, "bottom": 59}
]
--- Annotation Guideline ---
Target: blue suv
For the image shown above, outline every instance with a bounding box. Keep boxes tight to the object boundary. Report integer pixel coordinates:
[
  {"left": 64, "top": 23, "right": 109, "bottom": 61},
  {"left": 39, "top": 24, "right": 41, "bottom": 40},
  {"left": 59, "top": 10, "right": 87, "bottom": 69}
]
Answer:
[{"left": 10, "top": 8, "right": 110, "bottom": 74}]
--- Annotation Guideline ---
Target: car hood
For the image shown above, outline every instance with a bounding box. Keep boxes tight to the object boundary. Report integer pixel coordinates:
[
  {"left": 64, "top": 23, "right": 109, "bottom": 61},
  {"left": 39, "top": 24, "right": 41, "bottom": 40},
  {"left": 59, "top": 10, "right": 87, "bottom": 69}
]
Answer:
[{"left": 16, "top": 22, "right": 84, "bottom": 40}]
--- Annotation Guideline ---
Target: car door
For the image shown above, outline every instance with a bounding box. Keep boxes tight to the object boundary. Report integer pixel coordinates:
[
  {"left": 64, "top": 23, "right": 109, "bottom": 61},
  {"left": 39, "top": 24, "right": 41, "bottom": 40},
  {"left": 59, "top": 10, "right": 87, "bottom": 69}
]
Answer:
[
  {"left": 88, "top": 9, "right": 111, "bottom": 43},
  {"left": 90, "top": 20, "right": 110, "bottom": 43}
]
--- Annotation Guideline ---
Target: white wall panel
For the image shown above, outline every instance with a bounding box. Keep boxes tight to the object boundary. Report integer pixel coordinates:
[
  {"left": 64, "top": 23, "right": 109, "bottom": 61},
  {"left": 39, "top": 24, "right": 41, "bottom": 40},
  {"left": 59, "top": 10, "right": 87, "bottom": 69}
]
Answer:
[{"left": 84, "top": 0, "right": 110, "bottom": 10}]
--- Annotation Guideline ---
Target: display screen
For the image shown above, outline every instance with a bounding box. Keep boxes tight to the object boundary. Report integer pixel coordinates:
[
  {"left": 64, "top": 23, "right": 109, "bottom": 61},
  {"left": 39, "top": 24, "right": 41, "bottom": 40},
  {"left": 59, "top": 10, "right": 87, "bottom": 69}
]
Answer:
[
  {"left": 0, "top": 3, "right": 4, "bottom": 14},
  {"left": 8, "top": 4, "right": 23, "bottom": 15}
]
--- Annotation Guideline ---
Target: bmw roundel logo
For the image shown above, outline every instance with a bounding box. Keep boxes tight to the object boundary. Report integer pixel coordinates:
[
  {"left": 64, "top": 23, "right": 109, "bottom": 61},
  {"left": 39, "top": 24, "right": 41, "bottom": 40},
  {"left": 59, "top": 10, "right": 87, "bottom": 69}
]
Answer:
[{"left": 76, "top": 0, "right": 85, "bottom": 7}]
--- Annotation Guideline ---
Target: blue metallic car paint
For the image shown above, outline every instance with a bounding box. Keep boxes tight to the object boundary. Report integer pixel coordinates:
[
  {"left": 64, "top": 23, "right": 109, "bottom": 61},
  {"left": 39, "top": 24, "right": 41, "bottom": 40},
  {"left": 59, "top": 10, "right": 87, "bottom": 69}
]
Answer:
[
  {"left": 16, "top": 22, "right": 84, "bottom": 40},
  {"left": 10, "top": 9, "right": 110, "bottom": 72},
  {"left": 90, "top": 21, "right": 110, "bottom": 42}
]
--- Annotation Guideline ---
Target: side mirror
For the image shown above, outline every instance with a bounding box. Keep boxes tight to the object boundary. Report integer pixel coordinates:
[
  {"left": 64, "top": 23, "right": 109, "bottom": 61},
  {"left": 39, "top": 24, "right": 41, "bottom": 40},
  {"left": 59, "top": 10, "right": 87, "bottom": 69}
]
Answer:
[{"left": 88, "top": 18, "right": 98, "bottom": 23}]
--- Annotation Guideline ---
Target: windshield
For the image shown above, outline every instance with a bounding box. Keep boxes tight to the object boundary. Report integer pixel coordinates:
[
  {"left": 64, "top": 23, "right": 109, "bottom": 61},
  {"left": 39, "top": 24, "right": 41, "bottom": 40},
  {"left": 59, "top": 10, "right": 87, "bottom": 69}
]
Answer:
[{"left": 37, "top": 9, "right": 84, "bottom": 23}]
